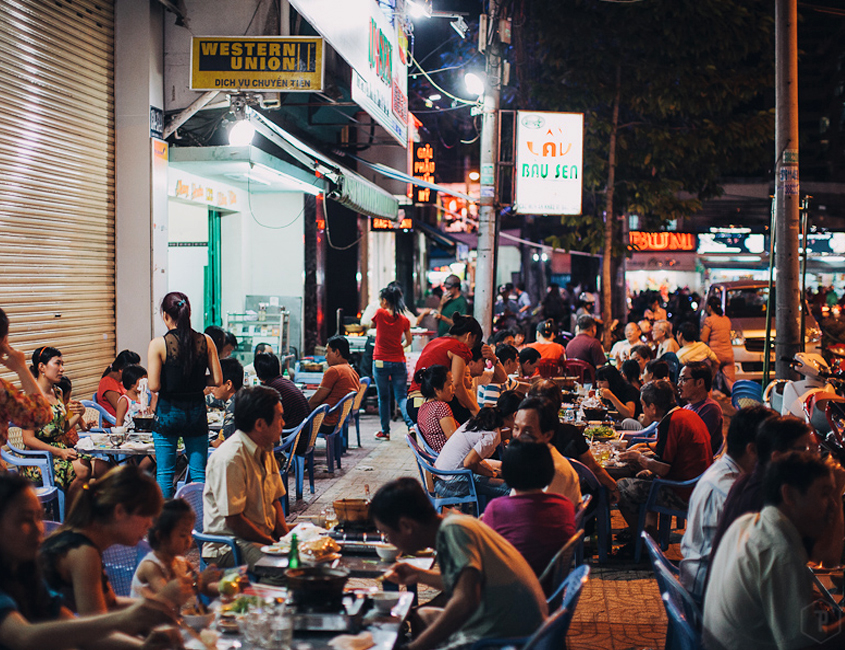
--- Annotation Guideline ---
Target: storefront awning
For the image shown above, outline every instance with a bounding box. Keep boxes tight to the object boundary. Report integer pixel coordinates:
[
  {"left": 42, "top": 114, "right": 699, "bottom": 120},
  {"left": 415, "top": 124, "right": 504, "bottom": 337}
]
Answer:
[
  {"left": 249, "top": 110, "right": 399, "bottom": 221},
  {"left": 416, "top": 221, "right": 464, "bottom": 254},
  {"left": 342, "top": 153, "right": 475, "bottom": 203}
]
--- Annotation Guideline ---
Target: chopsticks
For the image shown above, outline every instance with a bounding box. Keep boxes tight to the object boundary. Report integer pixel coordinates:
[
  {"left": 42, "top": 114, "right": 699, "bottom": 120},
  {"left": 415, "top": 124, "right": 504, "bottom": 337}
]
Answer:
[{"left": 177, "top": 618, "right": 214, "bottom": 650}]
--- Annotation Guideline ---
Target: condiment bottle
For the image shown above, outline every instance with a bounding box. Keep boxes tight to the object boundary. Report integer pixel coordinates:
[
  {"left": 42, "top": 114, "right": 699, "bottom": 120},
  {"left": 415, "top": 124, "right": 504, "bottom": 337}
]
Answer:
[{"left": 288, "top": 533, "right": 300, "bottom": 569}]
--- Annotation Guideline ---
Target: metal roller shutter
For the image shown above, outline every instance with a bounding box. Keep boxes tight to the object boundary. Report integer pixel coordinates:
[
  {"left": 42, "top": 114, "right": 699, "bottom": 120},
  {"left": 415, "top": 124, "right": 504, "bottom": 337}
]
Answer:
[{"left": 0, "top": 0, "right": 115, "bottom": 398}]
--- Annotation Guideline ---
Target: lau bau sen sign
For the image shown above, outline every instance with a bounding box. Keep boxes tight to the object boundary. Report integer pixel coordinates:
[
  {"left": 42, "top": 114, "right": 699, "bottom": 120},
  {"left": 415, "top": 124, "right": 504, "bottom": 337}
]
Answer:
[
  {"left": 514, "top": 111, "right": 584, "bottom": 216},
  {"left": 191, "top": 36, "right": 323, "bottom": 91}
]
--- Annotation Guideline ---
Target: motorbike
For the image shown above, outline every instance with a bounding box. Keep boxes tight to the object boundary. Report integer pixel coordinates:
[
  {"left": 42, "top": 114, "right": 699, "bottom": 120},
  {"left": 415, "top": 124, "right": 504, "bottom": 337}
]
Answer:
[{"left": 767, "top": 352, "right": 845, "bottom": 458}]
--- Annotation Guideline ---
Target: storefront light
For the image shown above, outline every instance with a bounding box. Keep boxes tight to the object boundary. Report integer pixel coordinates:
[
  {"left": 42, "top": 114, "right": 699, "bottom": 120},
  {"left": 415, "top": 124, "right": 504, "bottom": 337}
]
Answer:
[{"left": 229, "top": 120, "right": 256, "bottom": 146}]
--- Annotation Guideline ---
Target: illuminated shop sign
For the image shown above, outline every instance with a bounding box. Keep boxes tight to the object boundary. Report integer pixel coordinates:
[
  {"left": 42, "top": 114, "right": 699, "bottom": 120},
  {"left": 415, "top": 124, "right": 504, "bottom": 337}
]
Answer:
[
  {"left": 698, "top": 232, "right": 766, "bottom": 254},
  {"left": 514, "top": 111, "right": 583, "bottom": 215},
  {"left": 190, "top": 37, "right": 323, "bottom": 91},
  {"left": 372, "top": 217, "right": 413, "bottom": 231},
  {"left": 629, "top": 231, "right": 697, "bottom": 252},
  {"left": 409, "top": 142, "right": 436, "bottom": 204}
]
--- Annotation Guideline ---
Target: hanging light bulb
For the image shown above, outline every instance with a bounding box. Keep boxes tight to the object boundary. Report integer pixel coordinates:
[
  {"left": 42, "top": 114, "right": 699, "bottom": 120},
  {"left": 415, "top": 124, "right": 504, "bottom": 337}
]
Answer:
[
  {"left": 464, "top": 72, "right": 485, "bottom": 97},
  {"left": 229, "top": 120, "right": 255, "bottom": 146}
]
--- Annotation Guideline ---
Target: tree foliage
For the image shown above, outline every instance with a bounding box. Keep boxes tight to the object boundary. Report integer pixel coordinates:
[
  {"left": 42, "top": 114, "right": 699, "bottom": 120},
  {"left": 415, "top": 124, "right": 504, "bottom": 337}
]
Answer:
[{"left": 523, "top": 0, "right": 775, "bottom": 253}]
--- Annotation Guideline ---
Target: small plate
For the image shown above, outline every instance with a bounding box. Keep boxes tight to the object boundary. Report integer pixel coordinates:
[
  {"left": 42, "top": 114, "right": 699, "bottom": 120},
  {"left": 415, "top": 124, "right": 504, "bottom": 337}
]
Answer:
[
  {"left": 302, "top": 552, "right": 342, "bottom": 564},
  {"left": 260, "top": 544, "right": 291, "bottom": 556}
]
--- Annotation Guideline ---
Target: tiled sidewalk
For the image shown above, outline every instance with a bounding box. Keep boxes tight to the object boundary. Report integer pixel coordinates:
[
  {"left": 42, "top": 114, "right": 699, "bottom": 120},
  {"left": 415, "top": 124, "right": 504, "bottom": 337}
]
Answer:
[{"left": 289, "top": 412, "right": 670, "bottom": 650}]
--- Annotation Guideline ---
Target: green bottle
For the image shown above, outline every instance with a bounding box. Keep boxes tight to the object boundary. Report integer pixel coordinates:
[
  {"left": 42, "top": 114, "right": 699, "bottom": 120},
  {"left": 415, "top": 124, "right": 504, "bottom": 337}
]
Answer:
[{"left": 288, "top": 533, "right": 300, "bottom": 569}]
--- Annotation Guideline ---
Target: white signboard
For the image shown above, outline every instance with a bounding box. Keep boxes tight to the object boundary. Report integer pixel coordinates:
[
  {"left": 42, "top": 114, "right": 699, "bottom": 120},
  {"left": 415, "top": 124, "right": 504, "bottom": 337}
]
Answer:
[
  {"left": 514, "top": 111, "right": 583, "bottom": 215},
  {"left": 288, "top": 0, "right": 408, "bottom": 147}
]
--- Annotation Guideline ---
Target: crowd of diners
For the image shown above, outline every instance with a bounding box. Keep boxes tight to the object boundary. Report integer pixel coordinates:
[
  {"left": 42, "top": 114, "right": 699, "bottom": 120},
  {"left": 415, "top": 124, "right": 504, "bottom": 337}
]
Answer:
[{"left": 2, "top": 278, "right": 845, "bottom": 650}]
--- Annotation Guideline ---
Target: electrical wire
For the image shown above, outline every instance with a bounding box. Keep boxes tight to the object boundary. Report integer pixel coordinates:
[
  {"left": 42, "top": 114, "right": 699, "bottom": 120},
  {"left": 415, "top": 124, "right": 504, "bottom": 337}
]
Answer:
[
  {"left": 323, "top": 200, "right": 363, "bottom": 251},
  {"left": 244, "top": 149, "right": 309, "bottom": 230},
  {"left": 411, "top": 56, "right": 478, "bottom": 106}
]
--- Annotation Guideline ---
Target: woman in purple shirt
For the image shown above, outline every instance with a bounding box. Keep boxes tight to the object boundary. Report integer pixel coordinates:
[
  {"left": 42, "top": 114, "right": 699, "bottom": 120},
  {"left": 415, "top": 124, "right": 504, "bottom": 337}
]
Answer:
[{"left": 481, "top": 439, "right": 575, "bottom": 577}]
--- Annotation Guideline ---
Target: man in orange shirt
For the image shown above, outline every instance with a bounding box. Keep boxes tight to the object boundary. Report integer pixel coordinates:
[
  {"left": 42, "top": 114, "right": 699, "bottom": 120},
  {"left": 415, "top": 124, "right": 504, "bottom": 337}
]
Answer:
[{"left": 308, "top": 336, "right": 360, "bottom": 433}]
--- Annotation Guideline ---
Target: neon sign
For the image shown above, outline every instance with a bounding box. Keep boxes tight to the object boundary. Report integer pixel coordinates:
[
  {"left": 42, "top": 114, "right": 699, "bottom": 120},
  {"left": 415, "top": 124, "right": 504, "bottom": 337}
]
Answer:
[{"left": 629, "top": 231, "right": 697, "bottom": 252}]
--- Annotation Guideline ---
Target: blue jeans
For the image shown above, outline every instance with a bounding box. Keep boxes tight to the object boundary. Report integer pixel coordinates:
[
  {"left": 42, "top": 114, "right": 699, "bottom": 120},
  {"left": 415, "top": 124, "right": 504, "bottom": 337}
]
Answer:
[
  {"left": 153, "top": 433, "right": 209, "bottom": 498},
  {"left": 373, "top": 361, "right": 412, "bottom": 434}
]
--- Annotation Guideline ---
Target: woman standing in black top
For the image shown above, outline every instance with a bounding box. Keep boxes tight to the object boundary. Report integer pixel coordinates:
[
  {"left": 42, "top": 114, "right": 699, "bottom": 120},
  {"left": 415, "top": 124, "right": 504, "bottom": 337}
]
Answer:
[{"left": 147, "top": 292, "right": 222, "bottom": 498}]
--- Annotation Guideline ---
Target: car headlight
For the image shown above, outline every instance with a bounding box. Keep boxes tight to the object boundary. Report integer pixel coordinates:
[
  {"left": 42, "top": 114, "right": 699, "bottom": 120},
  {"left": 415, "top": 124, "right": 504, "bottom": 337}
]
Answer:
[
  {"left": 806, "top": 326, "right": 822, "bottom": 344},
  {"left": 731, "top": 330, "right": 745, "bottom": 346}
]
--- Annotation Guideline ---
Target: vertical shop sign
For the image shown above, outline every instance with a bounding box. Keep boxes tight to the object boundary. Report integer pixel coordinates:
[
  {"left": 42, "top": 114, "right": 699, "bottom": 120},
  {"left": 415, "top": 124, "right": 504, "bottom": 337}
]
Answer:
[
  {"left": 514, "top": 111, "right": 584, "bottom": 215},
  {"left": 410, "top": 142, "right": 436, "bottom": 203}
]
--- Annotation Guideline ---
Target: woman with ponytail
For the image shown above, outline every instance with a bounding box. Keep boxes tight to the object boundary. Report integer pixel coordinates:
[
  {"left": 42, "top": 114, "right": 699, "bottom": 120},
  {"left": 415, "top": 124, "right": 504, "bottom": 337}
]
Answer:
[
  {"left": 414, "top": 365, "right": 458, "bottom": 453},
  {"left": 147, "top": 292, "right": 222, "bottom": 497},
  {"left": 39, "top": 465, "right": 178, "bottom": 615},
  {"left": 407, "top": 313, "right": 483, "bottom": 424},
  {"left": 370, "top": 284, "right": 414, "bottom": 442},
  {"left": 0, "top": 473, "right": 178, "bottom": 649},
  {"left": 96, "top": 350, "right": 141, "bottom": 418}
]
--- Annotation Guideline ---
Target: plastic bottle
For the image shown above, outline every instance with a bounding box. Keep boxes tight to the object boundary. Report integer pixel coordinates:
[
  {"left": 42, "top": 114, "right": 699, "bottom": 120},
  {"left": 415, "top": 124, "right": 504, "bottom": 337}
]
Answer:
[{"left": 288, "top": 533, "right": 300, "bottom": 569}]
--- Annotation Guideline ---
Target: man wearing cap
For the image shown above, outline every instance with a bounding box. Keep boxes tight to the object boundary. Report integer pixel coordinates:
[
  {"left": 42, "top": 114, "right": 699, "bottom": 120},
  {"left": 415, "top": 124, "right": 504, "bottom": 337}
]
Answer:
[{"left": 434, "top": 275, "right": 469, "bottom": 337}]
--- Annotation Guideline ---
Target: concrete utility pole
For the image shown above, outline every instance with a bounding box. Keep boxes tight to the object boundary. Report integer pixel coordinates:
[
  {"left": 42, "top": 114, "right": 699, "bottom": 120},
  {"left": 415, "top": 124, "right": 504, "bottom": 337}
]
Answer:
[
  {"left": 473, "top": 0, "right": 501, "bottom": 340},
  {"left": 774, "top": 0, "right": 801, "bottom": 379}
]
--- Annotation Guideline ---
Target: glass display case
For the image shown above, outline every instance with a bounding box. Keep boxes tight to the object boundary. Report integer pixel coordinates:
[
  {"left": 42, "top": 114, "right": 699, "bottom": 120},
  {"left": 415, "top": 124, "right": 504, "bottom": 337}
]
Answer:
[{"left": 225, "top": 310, "right": 290, "bottom": 368}]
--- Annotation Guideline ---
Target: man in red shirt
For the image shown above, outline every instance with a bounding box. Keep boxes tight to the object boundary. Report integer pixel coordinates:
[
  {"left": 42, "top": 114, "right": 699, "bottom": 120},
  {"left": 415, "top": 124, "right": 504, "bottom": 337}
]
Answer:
[
  {"left": 308, "top": 336, "right": 360, "bottom": 433},
  {"left": 615, "top": 379, "right": 712, "bottom": 556}
]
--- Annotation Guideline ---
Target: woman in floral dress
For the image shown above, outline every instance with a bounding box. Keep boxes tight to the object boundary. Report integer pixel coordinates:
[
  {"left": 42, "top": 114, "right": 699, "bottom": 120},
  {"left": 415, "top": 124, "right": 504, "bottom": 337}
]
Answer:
[
  {"left": 22, "top": 346, "right": 97, "bottom": 500},
  {"left": 0, "top": 308, "right": 52, "bottom": 446}
]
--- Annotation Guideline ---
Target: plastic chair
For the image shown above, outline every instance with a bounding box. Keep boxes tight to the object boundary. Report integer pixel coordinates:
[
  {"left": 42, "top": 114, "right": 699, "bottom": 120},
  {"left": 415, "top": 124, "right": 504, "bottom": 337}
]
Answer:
[
  {"left": 411, "top": 424, "right": 439, "bottom": 459},
  {"left": 730, "top": 380, "right": 763, "bottom": 410},
  {"left": 634, "top": 473, "right": 704, "bottom": 563},
  {"left": 763, "top": 379, "right": 789, "bottom": 412},
  {"left": 472, "top": 565, "right": 591, "bottom": 650},
  {"left": 562, "top": 359, "right": 595, "bottom": 385},
  {"left": 1, "top": 446, "right": 65, "bottom": 521},
  {"left": 275, "top": 422, "right": 308, "bottom": 515},
  {"left": 658, "top": 352, "right": 681, "bottom": 384},
  {"left": 349, "top": 377, "right": 371, "bottom": 449},
  {"left": 80, "top": 400, "right": 117, "bottom": 431},
  {"left": 662, "top": 594, "right": 701, "bottom": 650},
  {"left": 573, "top": 493, "right": 592, "bottom": 530},
  {"left": 537, "top": 358, "right": 563, "bottom": 379},
  {"left": 538, "top": 528, "right": 584, "bottom": 610},
  {"left": 405, "top": 434, "right": 481, "bottom": 516},
  {"left": 653, "top": 561, "right": 703, "bottom": 650},
  {"left": 295, "top": 405, "right": 330, "bottom": 497},
  {"left": 318, "top": 391, "right": 357, "bottom": 473},
  {"left": 175, "top": 482, "right": 242, "bottom": 571},
  {"left": 103, "top": 538, "right": 152, "bottom": 597},
  {"left": 568, "top": 459, "right": 611, "bottom": 563},
  {"left": 621, "top": 420, "right": 658, "bottom": 443}
]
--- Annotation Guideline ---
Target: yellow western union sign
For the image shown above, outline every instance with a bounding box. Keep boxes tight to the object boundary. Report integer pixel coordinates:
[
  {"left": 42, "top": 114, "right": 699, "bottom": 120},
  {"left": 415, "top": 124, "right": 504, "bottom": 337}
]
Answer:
[{"left": 190, "top": 36, "right": 323, "bottom": 91}]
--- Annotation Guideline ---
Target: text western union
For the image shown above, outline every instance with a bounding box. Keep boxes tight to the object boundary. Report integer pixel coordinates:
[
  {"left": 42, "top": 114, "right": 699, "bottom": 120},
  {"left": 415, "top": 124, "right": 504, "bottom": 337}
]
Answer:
[{"left": 199, "top": 41, "right": 316, "bottom": 72}]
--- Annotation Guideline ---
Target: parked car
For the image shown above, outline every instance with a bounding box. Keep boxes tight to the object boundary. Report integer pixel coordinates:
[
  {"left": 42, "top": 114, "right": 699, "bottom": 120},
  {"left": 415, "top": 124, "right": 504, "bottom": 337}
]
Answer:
[{"left": 702, "top": 281, "right": 822, "bottom": 381}]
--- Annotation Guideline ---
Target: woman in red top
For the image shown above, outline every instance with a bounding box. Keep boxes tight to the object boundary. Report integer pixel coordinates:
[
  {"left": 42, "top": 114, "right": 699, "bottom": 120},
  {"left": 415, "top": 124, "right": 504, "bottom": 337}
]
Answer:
[
  {"left": 372, "top": 285, "right": 413, "bottom": 442},
  {"left": 407, "top": 314, "right": 483, "bottom": 424},
  {"left": 96, "top": 350, "right": 141, "bottom": 417}
]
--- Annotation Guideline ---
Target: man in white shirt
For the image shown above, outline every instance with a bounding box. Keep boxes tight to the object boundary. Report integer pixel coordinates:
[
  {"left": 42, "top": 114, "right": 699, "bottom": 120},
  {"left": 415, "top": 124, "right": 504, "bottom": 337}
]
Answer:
[
  {"left": 679, "top": 404, "right": 771, "bottom": 604},
  {"left": 609, "top": 322, "right": 642, "bottom": 366},
  {"left": 703, "top": 453, "right": 845, "bottom": 650},
  {"left": 203, "top": 385, "right": 289, "bottom": 569},
  {"left": 512, "top": 396, "right": 581, "bottom": 505}
]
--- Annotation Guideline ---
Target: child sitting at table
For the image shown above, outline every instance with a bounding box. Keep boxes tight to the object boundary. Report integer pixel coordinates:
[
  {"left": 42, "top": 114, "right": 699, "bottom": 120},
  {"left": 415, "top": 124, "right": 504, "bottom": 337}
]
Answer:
[
  {"left": 130, "top": 499, "right": 220, "bottom": 601},
  {"left": 114, "top": 365, "right": 152, "bottom": 429}
]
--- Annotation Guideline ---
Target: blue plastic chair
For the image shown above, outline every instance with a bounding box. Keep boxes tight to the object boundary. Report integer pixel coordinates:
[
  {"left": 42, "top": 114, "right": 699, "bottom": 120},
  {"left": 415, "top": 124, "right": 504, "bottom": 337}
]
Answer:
[
  {"left": 275, "top": 420, "right": 309, "bottom": 515},
  {"left": 405, "top": 434, "right": 481, "bottom": 516},
  {"left": 349, "top": 376, "right": 371, "bottom": 449},
  {"left": 81, "top": 400, "right": 117, "bottom": 430},
  {"left": 642, "top": 531, "right": 691, "bottom": 650},
  {"left": 634, "top": 473, "right": 704, "bottom": 563},
  {"left": 653, "top": 560, "right": 703, "bottom": 650},
  {"left": 103, "top": 538, "right": 152, "bottom": 597},
  {"left": 730, "top": 380, "right": 763, "bottom": 410},
  {"left": 318, "top": 391, "right": 357, "bottom": 473},
  {"left": 292, "top": 405, "right": 330, "bottom": 498},
  {"left": 472, "top": 565, "right": 591, "bottom": 650},
  {"left": 538, "top": 528, "right": 584, "bottom": 610},
  {"left": 622, "top": 420, "right": 658, "bottom": 444},
  {"left": 175, "top": 482, "right": 242, "bottom": 571},
  {"left": 411, "top": 424, "right": 439, "bottom": 459},
  {"left": 568, "top": 459, "right": 611, "bottom": 563},
  {"left": 1, "top": 446, "right": 65, "bottom": 521}
]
